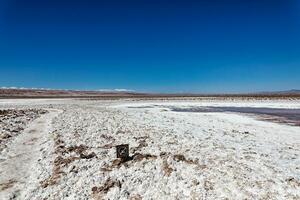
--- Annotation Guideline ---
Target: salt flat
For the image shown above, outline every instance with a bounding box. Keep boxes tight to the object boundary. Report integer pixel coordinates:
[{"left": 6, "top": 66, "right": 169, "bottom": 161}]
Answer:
[{"left": 0, "top": 98, "right": 299, "bottom": 200}]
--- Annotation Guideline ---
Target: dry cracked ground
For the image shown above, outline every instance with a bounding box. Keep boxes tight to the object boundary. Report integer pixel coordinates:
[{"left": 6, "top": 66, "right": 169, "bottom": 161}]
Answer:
[{"left": 0, "top": 99, "right": 299, "bottom": 200}]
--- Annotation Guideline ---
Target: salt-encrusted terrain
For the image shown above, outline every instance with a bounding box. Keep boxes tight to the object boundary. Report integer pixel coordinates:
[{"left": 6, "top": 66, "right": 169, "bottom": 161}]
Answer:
[
  {"left": 0, "top": 98, "right": 299, "bottom": 200},
  {"left": 0, "top": 109, "right": 48, "bottom": 152}
]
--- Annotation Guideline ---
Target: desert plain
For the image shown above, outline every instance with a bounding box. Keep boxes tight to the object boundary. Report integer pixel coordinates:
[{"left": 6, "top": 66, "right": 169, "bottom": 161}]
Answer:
[{"left": 0, "top": 97, "right": 300, "bottom": 200}]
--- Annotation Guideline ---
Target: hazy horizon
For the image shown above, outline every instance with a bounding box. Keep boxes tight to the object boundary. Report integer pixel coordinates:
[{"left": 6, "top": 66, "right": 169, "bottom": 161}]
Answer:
[{"left": 1, "top": 86, "right": 300, "bottom": 95}]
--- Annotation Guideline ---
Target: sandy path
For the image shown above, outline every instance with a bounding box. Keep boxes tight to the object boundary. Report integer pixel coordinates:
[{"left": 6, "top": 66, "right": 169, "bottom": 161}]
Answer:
[{"left": 0, "top": 109, "right": 61, "bottom": 200}]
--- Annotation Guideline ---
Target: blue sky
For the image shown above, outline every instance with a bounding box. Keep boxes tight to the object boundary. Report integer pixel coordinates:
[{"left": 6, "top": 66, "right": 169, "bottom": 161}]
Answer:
[{"left": 0, "top": 0, "right": 299, "bottom": 93}]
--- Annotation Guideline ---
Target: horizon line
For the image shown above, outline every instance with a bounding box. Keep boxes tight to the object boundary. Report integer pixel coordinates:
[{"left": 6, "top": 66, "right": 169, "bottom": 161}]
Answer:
[{"left": 1, "top": 86, "right": 300, "bottom": 95}]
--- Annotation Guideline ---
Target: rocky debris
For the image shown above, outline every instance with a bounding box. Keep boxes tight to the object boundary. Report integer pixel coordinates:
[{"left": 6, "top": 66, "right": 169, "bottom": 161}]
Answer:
[
  {"left": 173, "top": 154, "right": 198, "bottom": 165},
  {"left": 100, "top": 152, "right": 158, "bottom": 173},
  {"left": 80, "top": 152, "right": 97, "bottom": 159},
  {"left": 41, "top": 132, "right": 97, "bottom": 188},
  {"left": 99, "top": 143, "right": 114, "bottom": 149},
  {"left": 0, "top": 109, "right": 48, "bottom": 152},
  {"left": 67, "top": 144, "right": 88, "bottom": 154},
  {"left": 0, "top": 179, "right": 17, "bottom": 191},
  {"left": 132, "top": 153, "right": 157, "bottom": 162},
  {"left": 100, "top": 134, "right": 115, "bottom": 142},
  {"left": 131, "top": 138, "right": 148, "bottom": 153},
  {"left": 162, "top": 159, "right": 173, "bottom": 177},
  {"left": 286, "top": 177, "right": 300, "bottom": 187},
  {"left": 129, "top": 194, "right": 143, "bottom": 200},
  {"left": 40, "top": 155, "right": 79, "bottom": 188},
  {"left": 92, "top": 178, "right": 122, "bottom": 199}
]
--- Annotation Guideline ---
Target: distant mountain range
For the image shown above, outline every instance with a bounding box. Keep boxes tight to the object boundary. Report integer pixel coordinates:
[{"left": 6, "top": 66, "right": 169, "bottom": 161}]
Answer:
[
  {"left": 0, "top": 88, "right": 299, "bottom": 98},
  {"left": 259, "top": 90, "right": 300, "bottom": 95},
  {"left": 0, "top": 88, "right": 143, "bottom": 98}
]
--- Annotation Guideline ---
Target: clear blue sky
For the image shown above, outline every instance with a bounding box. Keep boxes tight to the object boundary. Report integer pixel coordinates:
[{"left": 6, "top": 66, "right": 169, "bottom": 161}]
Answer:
[{"left": 0, "top": 0, "right": 299, "bottom": 93}]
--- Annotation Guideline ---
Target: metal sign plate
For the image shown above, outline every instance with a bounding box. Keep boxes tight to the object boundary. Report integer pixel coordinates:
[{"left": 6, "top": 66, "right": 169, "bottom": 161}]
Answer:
[{"left": 116, "top": 144, "right": 129, "bottom": 160}]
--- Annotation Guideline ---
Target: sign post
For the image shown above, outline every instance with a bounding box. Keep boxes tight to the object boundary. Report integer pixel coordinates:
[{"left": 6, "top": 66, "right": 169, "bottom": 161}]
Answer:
[{"left": 116, "top": 144, "right": 129, "bottom": 161}]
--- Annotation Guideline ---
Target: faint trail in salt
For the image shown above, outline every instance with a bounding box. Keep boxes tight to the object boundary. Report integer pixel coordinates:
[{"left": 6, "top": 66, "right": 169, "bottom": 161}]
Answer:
[{"left": 0, "top": 109, "right": 61, "bottom": 200}]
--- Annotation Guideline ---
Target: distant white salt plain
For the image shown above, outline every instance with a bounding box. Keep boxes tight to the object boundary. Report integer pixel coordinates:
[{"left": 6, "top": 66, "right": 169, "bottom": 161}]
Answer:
[{"left": 114, "top": 99, "right": 300, "bottom": 109}]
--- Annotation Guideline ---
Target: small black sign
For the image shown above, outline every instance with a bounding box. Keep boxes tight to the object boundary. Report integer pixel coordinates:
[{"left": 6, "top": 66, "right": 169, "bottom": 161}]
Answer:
[{"left": 116, "top": 144, "right": 129, "bottom": 160}]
